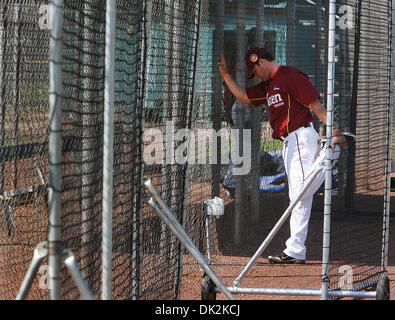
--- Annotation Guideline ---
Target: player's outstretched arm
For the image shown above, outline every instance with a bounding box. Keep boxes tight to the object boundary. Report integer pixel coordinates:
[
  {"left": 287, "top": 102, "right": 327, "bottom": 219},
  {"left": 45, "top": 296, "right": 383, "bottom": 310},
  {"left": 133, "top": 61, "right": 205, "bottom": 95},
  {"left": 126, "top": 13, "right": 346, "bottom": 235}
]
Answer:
[
  {"left": 218, "top": 54, "right": 251, "bottom": 104},
  {"left": 308, "top": 99, "right": 347, "bottom": 150}
]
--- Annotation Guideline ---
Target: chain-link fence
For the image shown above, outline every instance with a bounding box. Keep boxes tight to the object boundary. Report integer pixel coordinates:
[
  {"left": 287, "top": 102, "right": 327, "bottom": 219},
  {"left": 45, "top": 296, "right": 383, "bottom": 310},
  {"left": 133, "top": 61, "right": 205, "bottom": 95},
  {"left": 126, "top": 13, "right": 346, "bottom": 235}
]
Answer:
[{"left": 0, "top": 0, "right": 392, "bottom": 300}]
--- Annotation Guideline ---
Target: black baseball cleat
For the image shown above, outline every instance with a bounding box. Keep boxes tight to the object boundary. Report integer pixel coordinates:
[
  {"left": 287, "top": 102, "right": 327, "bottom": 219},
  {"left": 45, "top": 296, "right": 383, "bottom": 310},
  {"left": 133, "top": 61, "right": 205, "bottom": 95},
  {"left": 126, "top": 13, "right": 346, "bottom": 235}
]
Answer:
[{"left": 268, "top": 252, "right": 305, "bottom": 264}]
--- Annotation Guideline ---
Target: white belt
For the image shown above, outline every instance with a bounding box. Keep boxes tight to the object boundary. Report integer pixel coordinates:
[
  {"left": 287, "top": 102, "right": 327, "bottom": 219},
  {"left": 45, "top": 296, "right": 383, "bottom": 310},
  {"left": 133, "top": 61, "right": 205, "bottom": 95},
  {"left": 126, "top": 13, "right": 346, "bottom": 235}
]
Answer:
[{"left": 280, "top": 123, "right": 314, "bottom": 141}]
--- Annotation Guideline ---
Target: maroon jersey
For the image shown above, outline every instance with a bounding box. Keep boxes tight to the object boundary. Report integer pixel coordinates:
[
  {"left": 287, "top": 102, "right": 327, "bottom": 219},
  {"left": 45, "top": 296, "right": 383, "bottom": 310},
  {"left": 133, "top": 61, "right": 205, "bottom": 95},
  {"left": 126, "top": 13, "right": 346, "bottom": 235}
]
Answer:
[{"left": 246, "top": 66, "right": 320, "bottom": 139}]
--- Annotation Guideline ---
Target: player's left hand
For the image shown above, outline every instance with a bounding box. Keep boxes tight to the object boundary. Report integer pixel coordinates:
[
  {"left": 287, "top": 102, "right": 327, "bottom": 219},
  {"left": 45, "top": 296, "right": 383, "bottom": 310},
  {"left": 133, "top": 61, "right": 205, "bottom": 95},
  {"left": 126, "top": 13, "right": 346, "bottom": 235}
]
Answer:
[{"left": 218, "top": 54, "right": 229, "bottom": 78}]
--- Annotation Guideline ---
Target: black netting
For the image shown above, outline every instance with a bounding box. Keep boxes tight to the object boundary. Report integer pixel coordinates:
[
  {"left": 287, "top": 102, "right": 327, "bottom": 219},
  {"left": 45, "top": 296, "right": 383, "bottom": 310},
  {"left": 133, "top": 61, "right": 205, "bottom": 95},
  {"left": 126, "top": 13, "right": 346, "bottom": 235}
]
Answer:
[
  {"left": 0, "top": 0, "right": 392, "bottom": 300},
  {"left": 0, "top": 0, "right": 50, "bottom": 300},
  {"left": 60, "top": 0, "right": 146, "bottom": 299},
  {"left": 325, "top": 0, "right": 392, "bottom": 292}
]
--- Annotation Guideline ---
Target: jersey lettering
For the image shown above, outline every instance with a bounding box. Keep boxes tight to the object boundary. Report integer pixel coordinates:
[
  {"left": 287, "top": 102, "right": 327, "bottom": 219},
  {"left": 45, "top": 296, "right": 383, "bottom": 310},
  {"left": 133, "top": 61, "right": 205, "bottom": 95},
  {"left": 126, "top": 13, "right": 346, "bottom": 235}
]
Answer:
[
  {"left": 246, "top": 66, "right": 317, "bottom": 139},
  {"left": 267, "top": 93, "right": 284, "bottom": 108}
]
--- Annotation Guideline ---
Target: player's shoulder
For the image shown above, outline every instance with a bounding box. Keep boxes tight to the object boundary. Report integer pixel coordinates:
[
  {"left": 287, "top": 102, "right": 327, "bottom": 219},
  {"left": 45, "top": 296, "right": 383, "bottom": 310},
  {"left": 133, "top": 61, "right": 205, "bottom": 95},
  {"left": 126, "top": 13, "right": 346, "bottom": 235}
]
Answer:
[
  {"left": 279, "top": 66, "right": 312, "bottom": 86},
  {"left": 279, "top": 66, "right": 308, "bottom": 78}
]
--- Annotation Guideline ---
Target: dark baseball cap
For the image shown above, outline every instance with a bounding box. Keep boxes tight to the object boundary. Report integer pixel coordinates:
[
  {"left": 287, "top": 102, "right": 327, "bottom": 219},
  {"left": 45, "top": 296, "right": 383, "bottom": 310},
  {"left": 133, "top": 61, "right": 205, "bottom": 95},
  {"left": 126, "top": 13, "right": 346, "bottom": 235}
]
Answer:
[{"left": 244, "top": 47, "right": 273, "bottom": 79}]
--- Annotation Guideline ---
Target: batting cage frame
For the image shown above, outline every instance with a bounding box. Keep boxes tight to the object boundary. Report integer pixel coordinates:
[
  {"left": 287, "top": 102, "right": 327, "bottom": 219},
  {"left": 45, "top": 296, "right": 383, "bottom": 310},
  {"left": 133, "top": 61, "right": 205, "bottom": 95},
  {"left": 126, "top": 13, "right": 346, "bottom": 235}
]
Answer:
[
  {"left": 0, "top": 0, "right": 393, "bottom": 300},
  {"left": 143, "top": 0, "right": 392, "bottom": 300}
]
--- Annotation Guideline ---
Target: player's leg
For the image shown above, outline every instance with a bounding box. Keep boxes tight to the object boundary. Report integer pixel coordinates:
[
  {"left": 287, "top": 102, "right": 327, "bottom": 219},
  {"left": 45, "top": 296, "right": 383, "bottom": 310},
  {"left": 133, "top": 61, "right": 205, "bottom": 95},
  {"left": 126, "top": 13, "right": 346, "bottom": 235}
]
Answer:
[
  {"left": 269, "top": 127, "right": 320, "bottom": 263},
  {"left": 282, "top": 197, "right": 313, "bottom": 261},
  {"left": 297, "top": 132, "right": 354, "bottom": 201},
  {"left": 297, "top": 143, "right": 341, "bottom": 202}
]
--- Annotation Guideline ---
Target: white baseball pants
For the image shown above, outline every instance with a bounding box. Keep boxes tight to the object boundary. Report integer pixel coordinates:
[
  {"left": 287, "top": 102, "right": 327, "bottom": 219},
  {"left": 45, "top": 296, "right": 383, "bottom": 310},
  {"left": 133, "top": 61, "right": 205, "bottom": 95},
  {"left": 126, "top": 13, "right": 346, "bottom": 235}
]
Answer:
[{"left": 281, "top": 125, "right": 341, "bottom": 260}]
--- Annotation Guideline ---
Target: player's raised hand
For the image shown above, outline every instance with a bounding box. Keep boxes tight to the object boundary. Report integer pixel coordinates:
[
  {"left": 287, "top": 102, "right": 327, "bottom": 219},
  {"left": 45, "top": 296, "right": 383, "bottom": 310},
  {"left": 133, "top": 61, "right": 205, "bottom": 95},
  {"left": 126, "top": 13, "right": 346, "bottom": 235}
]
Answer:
[{"left": 218, "top": 54, "right": 229, "bottom": 78}]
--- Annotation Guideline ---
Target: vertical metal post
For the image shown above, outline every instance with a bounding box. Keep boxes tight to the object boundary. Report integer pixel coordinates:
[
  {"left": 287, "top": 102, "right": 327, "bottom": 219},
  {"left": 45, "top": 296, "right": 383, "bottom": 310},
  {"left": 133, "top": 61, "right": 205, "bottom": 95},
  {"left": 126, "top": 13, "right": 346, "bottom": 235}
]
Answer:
[
  {"left": 337, "top": 0, "right": 348, "bottom": 200},
  {"left": 162, "top": 0, "right": 178, "bottom": 210},
  {"left": 81, "top": 0, "right": 100, "bottom": 284},
  {"left": 12, "top": 4, "right": 21, "bottom": 189},
  {"left": 161, "top": 0, "right": 174, "bottom": 264},
  {"left": 48, "top": 0, "right": 64, "bottom": 300},
  {"left": 321, "top": 0, "right": 336, "bottom": 301},
  {"left": 102, "top": 0, "right": 116, "bottom": 301},
  {"left": 161, "top": 0, "right": 186, "bottom": 298},
  {"left": 234, "top": 0, "right": 247, "bottom": 244},
  {"left": 131, "top": 0, "right": 148, "bottom": 301},
  {"left": 0, "top": 3, "right": 5, "bottom": 195},
  {"left": 249, "top": 0, "right": 265, "bottom": 223},
  {"left": 212, "top": 0, "right": 224, "bottom": 198},
  {"left": 179, "top": 0, "right": 202, "bottom": 297},
  {"left": 170, "top": 0, "right": 192, "bottom": 298},
  {"left": 346, "top": 0, "right": 363, "bottom": 208},
  {"left": 314, "top": 0, "right": 323, "bottom": 93},
  {"left": 256, "top": 0, "right": 265, "bottom": 46},
  {"left": 131, "top": 0, "right": 150, "bottom": 300},
  {"left": 145, "top": 179, "right": 236, "bottom": 300},
  {"left": 286, "top": 0, "right": 295, "bottom": 66},
  {"left": 381, "top": 0, "right": 394, "bottom": 272}
]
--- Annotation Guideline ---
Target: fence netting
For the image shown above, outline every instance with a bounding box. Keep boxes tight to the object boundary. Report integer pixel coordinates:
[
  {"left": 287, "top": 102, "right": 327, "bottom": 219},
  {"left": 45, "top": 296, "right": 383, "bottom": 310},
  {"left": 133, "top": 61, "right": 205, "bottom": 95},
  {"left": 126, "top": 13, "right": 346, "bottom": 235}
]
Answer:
[
  {"left": 0, "top": 0, "right": 392, "bottom": 300},
  {"left": 0, "top": 0, "right": 50, "bottom": 299},
  {"left": 324, "top": 0, "right": 392, "bottom": 292}
]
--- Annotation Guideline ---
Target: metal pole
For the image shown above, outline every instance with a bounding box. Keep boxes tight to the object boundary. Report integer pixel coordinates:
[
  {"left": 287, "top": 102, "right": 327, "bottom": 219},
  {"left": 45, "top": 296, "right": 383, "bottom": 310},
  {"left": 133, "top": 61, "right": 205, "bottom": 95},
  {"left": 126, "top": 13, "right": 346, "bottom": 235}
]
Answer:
[
  {"left": 160, "top": 0, "right": 174, "bottom": 277},
  {"left": 16, "top": 242, "right": 48, "bottom": 300},
  {"left": 11, "top": 4, "right": 21, "bottom": 190},
  {"left": 148, "top": 198, "right": 236, "bottom": 300},
  {"left": 321, "top": 0, "right": 336, "bottom": 301},
  {"left": 205, "top": 215, "right": 212, "bottom": 263},
  {"left": 286, "top": 0, "right": 295, "bottom": 66},
  {"left": 62, "top": 250, "right": 95, "bottom": 300},
  {"left": 381, "top": 0, "right": 394, "bottom": 272},
  {"left": 81, "top": 1, "right": 100, "bottom": 284},
  {"left": 178, "top": 0, "right": 202, "bottom": 296},
  {"left": 102, "top": 0, "right": 116, "bottom": 300},
  {"left": 345, "top": 0, "right": 363, "bottom": 208},
  {"left": 314, "top": 0, "right": 325, "bottom": 98},
  {"left": 212, "top": 0, "right": 224, "bottom": 198},
  {"left": 233, "top": 165, "right": 324, "bottom": 287},
  {"left": 144, "top": 180, "right": 236, "bottom": 300},
  {"left": 337, "top": 0, "right": 348, "bottom": 199},
  {"left": 249, "top": 0, "right": 265, "bottom": 223},
  {"left": 0, "top": 3, "right": 5, "bottom": 195},
  {"left": 234, "top": 0, "right": 246, "bottom": 245},
  {"left": 170, "top": 0, "right": 189, "bottom": 298},
  {"left": 256, "top": 0, "right": 265, "bottom": 46},
  {"left": 130, "top": 0, "right": 151, "bottom": 299},
  {"left": 48, "top": 0, "right": 64, "bottom": 300},
  {"left": 213, "top": 287, "right": 376, "bottom": 299},
  {"left": 131, "top": 0, "right": 147, "bottom": 301}
]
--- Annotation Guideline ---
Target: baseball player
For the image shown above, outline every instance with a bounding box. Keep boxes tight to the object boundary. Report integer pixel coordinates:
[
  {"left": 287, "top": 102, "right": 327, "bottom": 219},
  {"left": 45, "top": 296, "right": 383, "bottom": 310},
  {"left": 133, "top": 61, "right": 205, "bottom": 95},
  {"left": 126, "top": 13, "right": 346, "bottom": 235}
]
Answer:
[{"left": 218, "top": 47, "right": 347, "bottom": 264}]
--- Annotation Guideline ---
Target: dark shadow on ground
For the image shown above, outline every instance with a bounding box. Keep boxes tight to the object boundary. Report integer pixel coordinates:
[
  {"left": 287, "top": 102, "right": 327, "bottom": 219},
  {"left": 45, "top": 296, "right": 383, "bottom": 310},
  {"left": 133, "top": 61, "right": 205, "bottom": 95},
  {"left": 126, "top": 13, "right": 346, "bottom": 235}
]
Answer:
[{"left": 216, "top": 192, "right": 395, "bottom": 267}]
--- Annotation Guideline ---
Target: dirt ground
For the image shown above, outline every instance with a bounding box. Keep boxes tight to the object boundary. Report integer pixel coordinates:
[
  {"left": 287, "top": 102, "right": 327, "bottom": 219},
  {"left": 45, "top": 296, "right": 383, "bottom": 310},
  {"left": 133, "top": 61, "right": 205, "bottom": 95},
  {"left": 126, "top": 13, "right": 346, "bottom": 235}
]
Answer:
[
  {"left": 180, "top": 257, "right": 395, "bottom": 300},
  {"left": 179, "top": 190, "right": 395, "bottom": 300}
]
